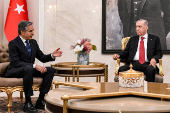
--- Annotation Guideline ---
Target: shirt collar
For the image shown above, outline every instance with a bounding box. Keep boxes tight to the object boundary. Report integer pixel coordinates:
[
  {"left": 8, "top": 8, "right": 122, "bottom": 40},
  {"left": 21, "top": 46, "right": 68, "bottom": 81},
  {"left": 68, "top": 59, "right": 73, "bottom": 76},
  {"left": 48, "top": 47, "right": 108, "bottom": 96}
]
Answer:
[
  {"left": 19, "top": 35, "right": 28, "bottom": 43},
  {"left": 139, "top": 33, "right": 148, "bottom": 40}
]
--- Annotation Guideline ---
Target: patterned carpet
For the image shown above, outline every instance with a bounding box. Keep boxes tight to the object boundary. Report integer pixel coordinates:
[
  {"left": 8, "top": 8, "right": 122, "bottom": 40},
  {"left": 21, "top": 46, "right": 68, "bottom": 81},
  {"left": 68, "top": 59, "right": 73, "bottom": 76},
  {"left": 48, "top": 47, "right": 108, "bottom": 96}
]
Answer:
[{"left": 0, "top": 97, "right": 45, "bottom": 113}]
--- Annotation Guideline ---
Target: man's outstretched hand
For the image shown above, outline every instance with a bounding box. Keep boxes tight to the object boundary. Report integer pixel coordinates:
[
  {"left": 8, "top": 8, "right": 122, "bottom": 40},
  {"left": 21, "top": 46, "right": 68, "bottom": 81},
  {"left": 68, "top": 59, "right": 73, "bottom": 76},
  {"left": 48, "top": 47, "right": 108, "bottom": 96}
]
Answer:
[{"left": 52, "top": 48, "right": 63, "bottom": 57}]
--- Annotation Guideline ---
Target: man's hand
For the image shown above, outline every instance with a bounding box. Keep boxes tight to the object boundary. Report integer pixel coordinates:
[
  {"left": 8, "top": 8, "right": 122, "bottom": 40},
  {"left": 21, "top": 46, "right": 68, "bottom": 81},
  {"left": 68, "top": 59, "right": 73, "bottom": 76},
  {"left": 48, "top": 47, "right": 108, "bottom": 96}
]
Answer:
[
  {"left": 35, "top": 65, "right": 47, "bottom": 73},
  {"left": 113, "top": 54, "right": 119, "bottom": 60},
  {"left": 149, "top": 58, "right": 156, "bottom": 68},
  {"left": 52, "top": 48, "right": 63, "bottom": 57}
]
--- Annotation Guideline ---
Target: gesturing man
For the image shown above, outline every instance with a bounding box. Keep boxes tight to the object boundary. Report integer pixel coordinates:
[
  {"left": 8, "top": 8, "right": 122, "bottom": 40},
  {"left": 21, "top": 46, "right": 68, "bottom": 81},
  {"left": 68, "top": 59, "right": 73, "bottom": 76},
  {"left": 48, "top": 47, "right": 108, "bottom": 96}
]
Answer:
[
  {"left": 5, "top": 20, "right": 62, "bottom": 112},
  {"left": 113, "top": 19, "right": 163, "bottom": 82}
]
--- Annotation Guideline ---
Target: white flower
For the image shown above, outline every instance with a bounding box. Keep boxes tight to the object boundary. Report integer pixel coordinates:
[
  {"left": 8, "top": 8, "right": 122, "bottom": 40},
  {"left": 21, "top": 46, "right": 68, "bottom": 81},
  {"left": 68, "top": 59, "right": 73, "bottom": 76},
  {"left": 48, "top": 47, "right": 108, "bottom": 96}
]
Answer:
[
  {"left": 74, "top": 45, "right": 84, "bottom": 52},
  {"left": 77, "top": 40, "right": 81, "bottom": 44}
]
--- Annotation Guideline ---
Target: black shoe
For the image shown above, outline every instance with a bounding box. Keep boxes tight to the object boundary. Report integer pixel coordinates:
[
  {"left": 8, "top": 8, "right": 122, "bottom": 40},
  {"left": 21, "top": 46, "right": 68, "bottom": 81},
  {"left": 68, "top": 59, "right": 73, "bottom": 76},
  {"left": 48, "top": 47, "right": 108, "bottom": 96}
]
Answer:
[
  {"left": 35, "top": 100, "right": 46, "bottom": 110},
  {"left": 23, "top": 101, "right": 37, "bottom": 113}
]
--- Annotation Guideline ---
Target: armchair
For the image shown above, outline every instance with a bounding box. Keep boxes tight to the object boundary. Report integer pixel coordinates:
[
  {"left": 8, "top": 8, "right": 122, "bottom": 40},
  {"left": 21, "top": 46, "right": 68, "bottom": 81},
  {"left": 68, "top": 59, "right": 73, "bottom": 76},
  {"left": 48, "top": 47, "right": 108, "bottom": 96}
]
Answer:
[
  {"left": 114, "top": 37, "right": 164, "bottom": 83},
  {"left": 0, "top": 44, "right": 43, "bottom": 112}
]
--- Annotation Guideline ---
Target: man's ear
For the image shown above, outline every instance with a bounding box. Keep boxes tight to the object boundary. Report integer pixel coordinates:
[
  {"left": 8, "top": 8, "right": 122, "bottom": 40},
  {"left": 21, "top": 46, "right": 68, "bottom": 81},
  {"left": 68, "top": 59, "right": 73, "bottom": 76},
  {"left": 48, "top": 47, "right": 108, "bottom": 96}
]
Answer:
[
  {"left": 20, "top": 30, "right": 25, "bottom": 35},
  {"left": 146, "top": 26, "right": 148, "bottom": 30}
]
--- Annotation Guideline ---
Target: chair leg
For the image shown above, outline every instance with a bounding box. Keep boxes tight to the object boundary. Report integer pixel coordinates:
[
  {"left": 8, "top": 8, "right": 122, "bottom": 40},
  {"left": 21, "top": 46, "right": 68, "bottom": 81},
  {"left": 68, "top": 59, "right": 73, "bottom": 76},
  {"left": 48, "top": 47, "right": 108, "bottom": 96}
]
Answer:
[
  {"left": 6, "top": 88, "right": 13, "bottom": 113},
  {"left": 20, "top": 91, "right": 24, "bottom": 102}
]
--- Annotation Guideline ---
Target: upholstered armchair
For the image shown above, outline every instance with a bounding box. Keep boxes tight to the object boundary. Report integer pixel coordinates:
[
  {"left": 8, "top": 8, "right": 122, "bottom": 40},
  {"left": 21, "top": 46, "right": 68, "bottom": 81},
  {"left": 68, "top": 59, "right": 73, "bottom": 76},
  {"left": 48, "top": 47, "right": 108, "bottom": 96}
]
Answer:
[
  {"left": 114, "top": 37, "right": 164, "bottom": 83},
  {"left": 0, "top": 44, "right": 43, "bottom": 112}
]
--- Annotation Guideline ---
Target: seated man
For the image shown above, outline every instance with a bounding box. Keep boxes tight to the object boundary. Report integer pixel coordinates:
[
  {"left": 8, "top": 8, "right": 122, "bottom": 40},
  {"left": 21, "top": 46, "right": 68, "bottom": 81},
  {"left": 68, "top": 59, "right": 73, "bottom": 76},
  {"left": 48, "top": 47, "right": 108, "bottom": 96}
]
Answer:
[
  {"left": 113, "top": 19, "right": 163, "bottom": 82},
  {"left": 5, "top": 20, "right": 62, "bottom": 112}
]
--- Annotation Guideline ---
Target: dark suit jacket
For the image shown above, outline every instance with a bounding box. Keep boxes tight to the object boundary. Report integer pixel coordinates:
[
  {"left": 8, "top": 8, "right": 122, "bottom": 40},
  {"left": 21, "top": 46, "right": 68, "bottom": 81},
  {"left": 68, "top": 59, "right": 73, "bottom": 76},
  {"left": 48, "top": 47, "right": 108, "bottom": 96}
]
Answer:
[
  {"left": 118, "top": 0, "right": 170, "bottom": 50},
  {"left": 6, "top": 36, "right": 54, "bottom": 72},
  {"left": 119, "top": 34, "right": 163, "bottom": 64}
]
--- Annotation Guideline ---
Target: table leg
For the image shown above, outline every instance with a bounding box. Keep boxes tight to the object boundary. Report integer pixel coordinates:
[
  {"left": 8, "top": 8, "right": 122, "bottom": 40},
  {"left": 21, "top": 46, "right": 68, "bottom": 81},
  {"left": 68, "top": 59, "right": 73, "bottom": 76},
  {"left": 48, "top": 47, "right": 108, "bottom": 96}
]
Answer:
[
  {"left": 104, "top": 65, "right": 108, "bottom": 82},
  {"left": 99, "top": 76, "right": 101, "bottom": 82},
  {"left": 106, "top": 65, "right": 108, "bottom": 82},
  {"left": 96, "top": 76, "right": 98, "bottom": 82},
  {"left": 65, "top": 77, "right": 67, "bottom": 82},
  {"left": 77, "top": 67, "right": 79, "bottom": 82},
  {"left": 72, "top": 66, "right": 75, "bottom": 82}
]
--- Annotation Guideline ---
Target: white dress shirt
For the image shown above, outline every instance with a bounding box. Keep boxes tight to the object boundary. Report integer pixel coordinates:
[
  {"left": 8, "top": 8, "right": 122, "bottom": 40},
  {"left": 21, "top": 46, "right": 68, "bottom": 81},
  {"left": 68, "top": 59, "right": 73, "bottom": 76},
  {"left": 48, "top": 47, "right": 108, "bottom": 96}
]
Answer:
[{"left": 133, "top": 33, "right": 149, "bottom": 62}]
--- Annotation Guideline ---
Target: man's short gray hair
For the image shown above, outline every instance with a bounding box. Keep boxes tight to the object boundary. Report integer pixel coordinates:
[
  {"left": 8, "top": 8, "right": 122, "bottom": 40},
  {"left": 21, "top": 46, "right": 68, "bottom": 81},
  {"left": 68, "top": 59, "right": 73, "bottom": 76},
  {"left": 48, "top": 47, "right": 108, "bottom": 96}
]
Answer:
[
  {"left": 137, "top": 19, "right": 148, "bottom": 26},
  {"left": 18, "top": 20, "right": 33, "bottom": 35}
]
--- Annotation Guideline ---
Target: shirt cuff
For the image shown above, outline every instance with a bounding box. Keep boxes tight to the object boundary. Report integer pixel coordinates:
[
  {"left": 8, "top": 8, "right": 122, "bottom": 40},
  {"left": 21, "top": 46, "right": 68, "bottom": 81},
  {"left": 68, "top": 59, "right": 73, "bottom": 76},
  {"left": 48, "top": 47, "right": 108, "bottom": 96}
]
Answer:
[
  {"left": 51, "top": 53, "right": 55, "bottom": 59},
  {"left": 33, "top": 64, "right": 36, "bottom": 68}
]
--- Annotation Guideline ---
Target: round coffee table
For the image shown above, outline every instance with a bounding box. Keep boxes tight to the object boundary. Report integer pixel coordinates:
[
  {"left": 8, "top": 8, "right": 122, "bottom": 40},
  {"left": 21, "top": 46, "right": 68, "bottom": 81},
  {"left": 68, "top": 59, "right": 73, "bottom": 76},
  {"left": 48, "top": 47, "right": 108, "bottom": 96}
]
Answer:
[{"left": 51, "top": 62, "right": 108, "bottom": 82}]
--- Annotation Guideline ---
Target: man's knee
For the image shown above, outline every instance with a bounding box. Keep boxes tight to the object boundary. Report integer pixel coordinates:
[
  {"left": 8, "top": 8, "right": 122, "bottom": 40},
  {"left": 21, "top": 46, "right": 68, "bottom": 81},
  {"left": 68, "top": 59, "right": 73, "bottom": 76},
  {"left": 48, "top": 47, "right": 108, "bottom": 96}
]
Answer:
[
  {"left": 146, "top": 65, "right": 155, "bottom": 73},
  {"left": 145, "top": 65, "right": 156, "bottom": 76},
  {"left": 46, "top": 67, "right": 55, "bottom": 75},
  {"left": 23, "top": 65, "right": 34, "bottom": 74}
]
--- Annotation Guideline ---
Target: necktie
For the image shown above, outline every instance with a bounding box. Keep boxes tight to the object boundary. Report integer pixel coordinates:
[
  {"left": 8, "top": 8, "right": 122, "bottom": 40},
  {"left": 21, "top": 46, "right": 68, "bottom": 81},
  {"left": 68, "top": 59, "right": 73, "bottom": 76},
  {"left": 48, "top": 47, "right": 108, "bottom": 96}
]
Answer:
[
  {"left": 25, "top": 40, "right": 31, "bottom": 57},
  {"left": 139, "top": 37, "right": 145, "bottom": 64}
]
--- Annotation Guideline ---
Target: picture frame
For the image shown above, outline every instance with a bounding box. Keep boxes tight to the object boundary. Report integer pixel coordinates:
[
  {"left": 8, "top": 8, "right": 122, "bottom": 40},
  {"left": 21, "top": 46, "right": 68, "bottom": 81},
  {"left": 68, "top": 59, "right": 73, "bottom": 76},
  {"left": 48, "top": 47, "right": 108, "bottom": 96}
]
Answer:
[{"left": 102, "top": 0, "right": 170, "bottom": 54}]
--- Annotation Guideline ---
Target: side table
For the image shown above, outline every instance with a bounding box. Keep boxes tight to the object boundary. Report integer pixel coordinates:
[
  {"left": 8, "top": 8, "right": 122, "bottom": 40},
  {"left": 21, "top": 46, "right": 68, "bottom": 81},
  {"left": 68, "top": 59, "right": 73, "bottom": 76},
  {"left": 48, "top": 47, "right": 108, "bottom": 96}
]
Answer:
[{"left": 51, "top": 62, "right": 108, "bottom": 82}]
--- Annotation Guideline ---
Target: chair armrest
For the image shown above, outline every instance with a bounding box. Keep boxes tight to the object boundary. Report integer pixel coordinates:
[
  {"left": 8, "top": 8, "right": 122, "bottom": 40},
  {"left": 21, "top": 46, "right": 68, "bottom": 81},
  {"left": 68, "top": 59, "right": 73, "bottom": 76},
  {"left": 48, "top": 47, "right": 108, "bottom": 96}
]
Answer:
[
  {"left": 115, "top": 59, "right": 120, "bottom": 76},
  {"left": 0, "top": 62, "right": 9, "bottom": 75},
  {"left": 159, "top": 59, "right": 163, "bottom": 77}
]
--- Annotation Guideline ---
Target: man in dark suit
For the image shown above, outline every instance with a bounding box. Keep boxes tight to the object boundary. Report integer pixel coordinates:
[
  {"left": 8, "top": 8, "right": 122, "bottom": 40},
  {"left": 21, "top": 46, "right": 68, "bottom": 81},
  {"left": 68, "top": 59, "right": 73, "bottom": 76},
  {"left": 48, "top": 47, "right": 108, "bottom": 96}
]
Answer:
[
  {"left": 118, "top": 0, "right": 170, "bottom": 50},
  {"left": 113, "top": 19, "right": 163, "bottom": 82},
  {"left": 5, "top": 20, "right": 62, "bottom": 113}
]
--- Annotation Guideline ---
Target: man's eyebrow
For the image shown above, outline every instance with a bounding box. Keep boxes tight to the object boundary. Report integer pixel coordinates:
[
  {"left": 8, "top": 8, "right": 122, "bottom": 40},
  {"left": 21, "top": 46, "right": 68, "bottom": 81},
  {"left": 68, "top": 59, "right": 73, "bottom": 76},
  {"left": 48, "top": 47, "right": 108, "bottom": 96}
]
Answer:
[{"left": 29, "top": 29, "right": 34, "bottom": 31}]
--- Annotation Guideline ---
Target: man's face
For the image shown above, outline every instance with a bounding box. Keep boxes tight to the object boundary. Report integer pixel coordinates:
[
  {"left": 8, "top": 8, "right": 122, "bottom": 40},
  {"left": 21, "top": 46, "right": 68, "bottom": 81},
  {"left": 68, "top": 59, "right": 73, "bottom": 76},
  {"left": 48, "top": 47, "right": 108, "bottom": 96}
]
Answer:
[
  {"left": 136, "top": 20, "right": 148, "bottom": 36},
  {"left": 21, "top": 25, "right": 34, "bottom": 40}
]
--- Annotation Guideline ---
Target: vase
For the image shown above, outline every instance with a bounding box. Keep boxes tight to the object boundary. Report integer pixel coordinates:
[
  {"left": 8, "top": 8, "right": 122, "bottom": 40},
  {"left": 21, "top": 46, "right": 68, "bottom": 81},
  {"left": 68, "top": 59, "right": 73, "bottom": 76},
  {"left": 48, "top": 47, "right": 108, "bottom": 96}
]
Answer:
[{"left": 77, "top": 51, "right": 89, "bottom": 65}]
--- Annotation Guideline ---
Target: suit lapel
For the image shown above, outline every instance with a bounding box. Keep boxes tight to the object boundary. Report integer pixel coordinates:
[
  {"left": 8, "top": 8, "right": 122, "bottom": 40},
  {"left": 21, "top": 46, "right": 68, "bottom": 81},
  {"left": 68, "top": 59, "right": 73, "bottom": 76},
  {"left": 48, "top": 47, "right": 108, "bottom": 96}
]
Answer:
[
  {"left": 16, "top": 36, "right": 30, "bottom": 58},
  {"left": 147, "top": 34, "right": 152, "bottom": 56},
  {"left": 134, "top": 36, "right": 139, "bottom": 52},
  {"left": 126, "top": 0, "right": 132, "bottom": 17}
]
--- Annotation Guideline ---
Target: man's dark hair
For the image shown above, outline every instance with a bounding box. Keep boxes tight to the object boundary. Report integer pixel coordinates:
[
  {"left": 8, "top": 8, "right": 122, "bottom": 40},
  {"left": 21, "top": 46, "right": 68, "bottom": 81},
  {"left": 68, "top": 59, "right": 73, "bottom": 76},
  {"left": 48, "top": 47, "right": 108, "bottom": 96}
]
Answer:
[{"left": 18, "top": 20, "right": 33, "bottom": 35}]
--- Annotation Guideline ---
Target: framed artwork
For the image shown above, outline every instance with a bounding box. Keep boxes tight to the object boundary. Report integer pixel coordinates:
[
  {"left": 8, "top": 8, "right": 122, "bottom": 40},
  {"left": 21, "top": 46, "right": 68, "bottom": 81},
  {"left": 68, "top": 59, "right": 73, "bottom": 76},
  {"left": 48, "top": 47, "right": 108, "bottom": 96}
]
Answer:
[{"left": 102, "top": 0, "right": 170, "bottom": 54}]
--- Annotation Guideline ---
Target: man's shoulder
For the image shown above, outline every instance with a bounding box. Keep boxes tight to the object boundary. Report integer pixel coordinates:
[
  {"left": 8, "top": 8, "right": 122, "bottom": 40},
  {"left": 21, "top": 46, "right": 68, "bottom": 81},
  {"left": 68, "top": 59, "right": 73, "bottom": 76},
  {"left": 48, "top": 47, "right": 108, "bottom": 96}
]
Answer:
[
  {"left": 148, "top": 34, "right": 159, "bottom": 37},
  {"left": 9, "top": 36, "right": 19, "bottom": 44},
  {"left": 29, "top": 39, "right": 37, "bottom": 44},
  {"left": 148, "top": 34, "right": 160, "bottom": 40},
  {"left": 129, "top": 35, "right": 138, "bottom": 40}
]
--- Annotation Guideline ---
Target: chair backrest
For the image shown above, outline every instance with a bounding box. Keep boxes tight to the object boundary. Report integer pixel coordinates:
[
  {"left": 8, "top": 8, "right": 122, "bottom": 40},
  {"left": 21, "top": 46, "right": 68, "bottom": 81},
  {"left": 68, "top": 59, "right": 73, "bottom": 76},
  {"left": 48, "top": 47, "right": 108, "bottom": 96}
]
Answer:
[
  {"left": 0, "top": 44, "right": 9, "bottom": 63},
  {"left": 121, "top": 37, "right": 130, "bottom": 50},
  {"left": 0, "top": 44, "right": 10, "bottom": 76}
]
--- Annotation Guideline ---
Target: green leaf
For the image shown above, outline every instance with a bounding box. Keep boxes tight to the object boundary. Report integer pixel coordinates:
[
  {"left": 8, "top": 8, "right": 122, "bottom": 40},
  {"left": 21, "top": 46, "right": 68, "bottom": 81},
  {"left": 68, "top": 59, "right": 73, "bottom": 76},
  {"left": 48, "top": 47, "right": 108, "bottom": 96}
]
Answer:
[{"left": 92, "top": 45, "right": 97, "bottom": 51}]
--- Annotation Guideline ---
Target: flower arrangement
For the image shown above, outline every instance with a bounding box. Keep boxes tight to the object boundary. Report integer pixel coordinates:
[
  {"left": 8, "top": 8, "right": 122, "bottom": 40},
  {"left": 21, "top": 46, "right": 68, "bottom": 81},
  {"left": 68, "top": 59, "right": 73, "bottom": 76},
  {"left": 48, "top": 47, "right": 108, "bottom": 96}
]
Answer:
[{"left": 70, "top": 38, "right": 97, "bottom": 54}]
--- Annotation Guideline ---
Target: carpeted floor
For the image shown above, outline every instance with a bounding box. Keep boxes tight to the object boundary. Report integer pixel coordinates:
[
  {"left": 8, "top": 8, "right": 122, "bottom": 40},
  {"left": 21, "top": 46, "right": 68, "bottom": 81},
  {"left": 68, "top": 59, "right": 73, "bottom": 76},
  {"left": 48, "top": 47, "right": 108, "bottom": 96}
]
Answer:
[{"left": 0, "top": 97, "right": 45, "bottom": 113}]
